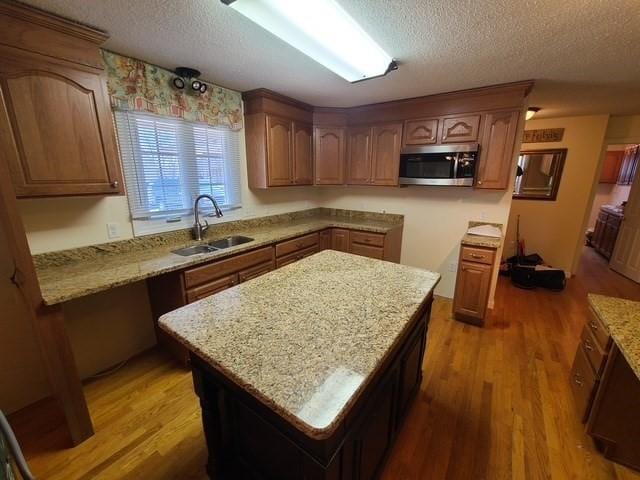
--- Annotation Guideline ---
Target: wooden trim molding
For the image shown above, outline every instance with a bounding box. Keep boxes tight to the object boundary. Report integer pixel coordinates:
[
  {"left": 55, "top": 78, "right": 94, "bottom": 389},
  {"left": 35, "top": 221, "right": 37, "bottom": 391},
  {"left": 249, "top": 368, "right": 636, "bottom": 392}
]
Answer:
[{"left": 0, "top": 138, "right": 93, "bottom": 445}]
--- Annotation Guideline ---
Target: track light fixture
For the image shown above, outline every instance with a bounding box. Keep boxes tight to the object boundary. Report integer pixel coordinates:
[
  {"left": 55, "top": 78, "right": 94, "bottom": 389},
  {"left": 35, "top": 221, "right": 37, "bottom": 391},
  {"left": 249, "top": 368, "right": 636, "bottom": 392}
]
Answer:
[{"left": 172, "top": 67, "right": 208, "bottom": 95}]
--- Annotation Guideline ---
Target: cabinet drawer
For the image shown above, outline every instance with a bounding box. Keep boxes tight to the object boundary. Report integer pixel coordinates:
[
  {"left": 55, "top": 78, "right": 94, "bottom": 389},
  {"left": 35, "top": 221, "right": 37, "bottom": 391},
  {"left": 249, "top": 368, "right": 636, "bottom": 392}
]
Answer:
[
  {"left": 351, "top": 242, "right": 384, "bottom": 260},
  {"left": 186, "top": 274, "right": 238, "bottom": 303},
  {"left": 184, "top": 247, "right": 274, "bottom": 289},
  {"left": 275, "top": 233, "right": 319, "bottom": 257},
  {"left": 581, "top": 325, "right": 608, "bottom": 376},
  {"left": 460, "top": 246, "right": 495, "bottom": 265},
  {"left": 350, "top": 230, "right": 385, "bottom": 247},
  {"left": 276, "top": 245, "right": 319, "bottom": 268},
  {"left": 586, "top": 308, "right": 611, "bottom": 352},
  {"left": 238, "top": 260, "right": 275, "bottom": 283},
  {"left": 570, "top": 345, "right": 598, "bottom": 422}
]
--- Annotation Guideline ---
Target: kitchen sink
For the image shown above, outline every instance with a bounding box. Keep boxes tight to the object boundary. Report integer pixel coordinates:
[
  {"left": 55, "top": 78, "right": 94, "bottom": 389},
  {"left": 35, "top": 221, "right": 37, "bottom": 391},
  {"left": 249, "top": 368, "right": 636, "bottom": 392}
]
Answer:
[
  {"left": 208, "top": 235, "right": 254, "bottom": 249},
  {"left": 171, "top": 236, "right": 254, "bottom": 256},
  {"left": 171, "top": 245, "right": 217, "bottom": 256}
]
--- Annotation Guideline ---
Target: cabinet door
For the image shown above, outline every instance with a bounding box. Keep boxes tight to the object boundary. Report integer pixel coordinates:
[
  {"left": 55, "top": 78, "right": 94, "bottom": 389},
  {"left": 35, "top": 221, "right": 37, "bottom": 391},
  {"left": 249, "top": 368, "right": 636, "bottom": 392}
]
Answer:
[
  {"left": 398, "top": 323, "right": 426, "bottom": 422},
  {"left": 292, "top": 122, "right": 313, "bottom": 185},
  {"left": 453, "top": 260, "right": 492, "bottom": 322},
  {"left": 476, "top": 110, "right": 519, "bottom": 189},
  {"left": 570, "top": 345, "right": 597, "bottom": 422},
  {"left": 403, "top": 118, "right": 438, "bottom": 145},
  {"left": 599, "top": 151, "right": 624, "bottom": 184},
  {"left": 314, "top": 126, "right": 345, "bottom": 185},
  {"left": 331, "top": 228, "right": 351, "bottom": 252},
  {"left": 441, "top": 115, "right": 481, "bottom": 143},
  {"left": 0, "top": 57, "right": 123, "bottom": 197},
  {"left": 346, "top": 126, "right": 373, "bottom": 184},
  {"left": 371, "top": 123, "right": 403, "bottom": 186},
  {"left": 318, "top": 229, "right": 332, "bottom": 250},
  {"left": 266, "top": 114, "right": 292, "bottom": 186},
  {"left": 592, "top": 218, "right": 606, "bottom": 250}
]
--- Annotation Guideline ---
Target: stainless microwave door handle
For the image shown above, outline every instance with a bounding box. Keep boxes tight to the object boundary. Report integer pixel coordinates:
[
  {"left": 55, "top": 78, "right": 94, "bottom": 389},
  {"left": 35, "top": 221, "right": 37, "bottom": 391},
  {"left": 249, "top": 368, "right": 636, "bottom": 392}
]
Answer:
[{"left": 452, "top": 154, "right": 459, "bottom": 179}]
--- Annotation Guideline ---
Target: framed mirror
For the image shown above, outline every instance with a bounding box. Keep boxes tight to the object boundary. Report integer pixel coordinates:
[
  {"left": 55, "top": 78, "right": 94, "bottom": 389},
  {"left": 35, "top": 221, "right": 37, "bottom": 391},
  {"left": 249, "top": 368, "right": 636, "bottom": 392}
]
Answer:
[{"left": 513, "top": 148, "right": 567, "bottom": 200}]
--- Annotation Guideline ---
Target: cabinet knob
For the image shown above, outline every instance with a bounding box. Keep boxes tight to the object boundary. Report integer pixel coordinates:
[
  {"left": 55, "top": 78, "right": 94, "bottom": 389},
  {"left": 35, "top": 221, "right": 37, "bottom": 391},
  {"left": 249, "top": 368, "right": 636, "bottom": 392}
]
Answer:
[
  {"left": 589, "top": 321, "right": 598, "bottom": 331},
  {"left": 111, "top": 180, "right": 119, "bottom": 188},
  {"left": 584, "top": 340, "right": 593, "bottom": 351},
  {"left": 477, "top": 180, "right": 483, "bottom": 185},
  {"left": 573, "top": 374, "right": 583, "bottom": 386}
]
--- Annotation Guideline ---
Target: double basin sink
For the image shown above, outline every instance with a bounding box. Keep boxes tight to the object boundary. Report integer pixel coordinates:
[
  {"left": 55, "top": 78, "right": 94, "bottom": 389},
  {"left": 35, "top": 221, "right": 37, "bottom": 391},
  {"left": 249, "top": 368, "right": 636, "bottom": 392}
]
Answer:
[{"left": 172, "top": 235, "right": 254, "bottom": 256}]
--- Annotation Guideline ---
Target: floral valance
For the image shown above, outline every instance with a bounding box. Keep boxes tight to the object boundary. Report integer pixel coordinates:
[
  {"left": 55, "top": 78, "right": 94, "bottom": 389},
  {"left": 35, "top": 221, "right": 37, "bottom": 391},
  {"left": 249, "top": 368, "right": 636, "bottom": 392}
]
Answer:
[{"left": 101, "top": 50, "right": 243, "bottom": 131}]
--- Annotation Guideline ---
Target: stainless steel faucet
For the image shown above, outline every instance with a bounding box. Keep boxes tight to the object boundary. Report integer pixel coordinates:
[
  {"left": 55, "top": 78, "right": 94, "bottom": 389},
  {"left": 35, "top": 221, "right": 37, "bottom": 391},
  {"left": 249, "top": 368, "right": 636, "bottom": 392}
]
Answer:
[{"left": 192, "top": 194, "right": 223, "bottom": 241}]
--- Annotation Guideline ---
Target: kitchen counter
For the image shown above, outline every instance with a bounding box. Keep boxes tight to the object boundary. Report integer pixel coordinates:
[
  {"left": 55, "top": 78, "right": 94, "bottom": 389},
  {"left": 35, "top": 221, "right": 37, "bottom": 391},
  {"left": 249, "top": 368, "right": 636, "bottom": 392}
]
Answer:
[
  {"left": 461, "top": 221, "right": 503, "bottom": 249},
  {"left": 33, "top": 208, "right": 403, "bottom": 305},
  {"left": 159, "top": 250, "right": 440, "bottom": 440},
  {"left": 588, "top": 293, "right": 640, "bottom": 379}
]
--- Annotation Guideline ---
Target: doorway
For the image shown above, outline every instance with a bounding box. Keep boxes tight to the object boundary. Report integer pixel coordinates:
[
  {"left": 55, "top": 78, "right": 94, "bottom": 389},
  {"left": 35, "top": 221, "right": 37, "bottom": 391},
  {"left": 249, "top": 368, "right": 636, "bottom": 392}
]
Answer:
[{"left": 583, "top": 143, "right": 640, "bottom": 282}]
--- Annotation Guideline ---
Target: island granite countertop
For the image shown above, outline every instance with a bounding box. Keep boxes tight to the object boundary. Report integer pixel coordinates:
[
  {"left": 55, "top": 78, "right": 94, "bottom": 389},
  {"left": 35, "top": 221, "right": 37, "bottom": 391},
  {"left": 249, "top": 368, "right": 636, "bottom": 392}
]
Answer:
[
  {"left": 588, "top": 293, "right": 640, "bottom": 379},
  {"left": 33, "top": 208, "right": 403, "bottom": 305},
  {"left": 159, "top": 250, "right": 440, "bottom": 439}
]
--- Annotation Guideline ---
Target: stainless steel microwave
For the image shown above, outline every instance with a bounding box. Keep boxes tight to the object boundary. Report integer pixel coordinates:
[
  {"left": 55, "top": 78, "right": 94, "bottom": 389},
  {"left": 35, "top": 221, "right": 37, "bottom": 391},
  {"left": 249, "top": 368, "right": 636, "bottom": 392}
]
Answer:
[{"left": 398, "top": 144, "right": 479, "bottom": 186}]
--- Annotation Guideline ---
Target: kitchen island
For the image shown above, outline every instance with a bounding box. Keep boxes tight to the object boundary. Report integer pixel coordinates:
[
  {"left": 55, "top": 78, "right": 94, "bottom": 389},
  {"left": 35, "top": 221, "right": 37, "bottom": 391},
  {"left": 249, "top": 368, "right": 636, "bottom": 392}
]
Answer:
[{"left": 160, "top": 250, "right": 440, "bottom": 479}]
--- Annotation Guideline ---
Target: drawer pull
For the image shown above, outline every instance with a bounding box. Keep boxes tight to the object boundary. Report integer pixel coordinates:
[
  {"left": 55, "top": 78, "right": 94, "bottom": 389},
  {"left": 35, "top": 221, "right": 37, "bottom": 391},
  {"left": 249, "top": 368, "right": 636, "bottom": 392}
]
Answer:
[
  {"left": 584, "top": 340, "right": 593, "bottom": 351},
  {"left": 573, "top": 374, "right": 583, "bottom": 387},
  {"left": 589, "top": 321, "right": 598, "bottom": 331},
  {"left": 470, "top": 253, "right": 485, "bottom": 259}
]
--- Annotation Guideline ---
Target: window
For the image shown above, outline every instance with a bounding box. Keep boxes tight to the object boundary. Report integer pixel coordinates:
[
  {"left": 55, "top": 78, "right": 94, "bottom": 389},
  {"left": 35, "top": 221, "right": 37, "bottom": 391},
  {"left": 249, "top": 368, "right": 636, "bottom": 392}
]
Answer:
[{"left": 114, "top": 111, "right": 241, "bottom": 235}]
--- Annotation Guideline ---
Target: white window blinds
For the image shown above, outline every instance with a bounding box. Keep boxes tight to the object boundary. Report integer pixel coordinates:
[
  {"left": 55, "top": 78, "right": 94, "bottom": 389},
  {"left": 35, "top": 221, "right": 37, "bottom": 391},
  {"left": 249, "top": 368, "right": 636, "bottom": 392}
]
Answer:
[{"left": 114, "top": 111, "right": 241, "bottom": 234}]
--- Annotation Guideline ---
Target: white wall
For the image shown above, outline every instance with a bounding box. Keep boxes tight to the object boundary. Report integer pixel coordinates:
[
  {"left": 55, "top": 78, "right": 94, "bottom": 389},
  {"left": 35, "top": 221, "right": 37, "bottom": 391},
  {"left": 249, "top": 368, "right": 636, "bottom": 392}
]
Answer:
[
  {"left": 318, "top": 186, "right": 513, "bottom": 298},
  {"left": 506, "top": 115, "right": 610, "bottom": 275}
]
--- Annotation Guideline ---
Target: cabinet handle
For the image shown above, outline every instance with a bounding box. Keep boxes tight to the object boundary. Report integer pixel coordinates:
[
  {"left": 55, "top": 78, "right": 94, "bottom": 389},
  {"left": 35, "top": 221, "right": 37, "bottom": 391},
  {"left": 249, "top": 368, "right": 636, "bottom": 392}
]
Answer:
[
  {"left": 470, "top": 253, "right": 484, "bottom": 259},
  {"left": 477, "top": 180, "right": 483, "bottom": 185},
  {"left": 584, "top": 340, "right": 593, "bottom": 351},
  {"left": 573, "top": 374, "right": 583, "bottom": 387},
  {"left": 111, "top": 180, "right": 119, "bottom": 188},
  {"left": 589, "top": 321, "right": 598, "bottom": 331}
]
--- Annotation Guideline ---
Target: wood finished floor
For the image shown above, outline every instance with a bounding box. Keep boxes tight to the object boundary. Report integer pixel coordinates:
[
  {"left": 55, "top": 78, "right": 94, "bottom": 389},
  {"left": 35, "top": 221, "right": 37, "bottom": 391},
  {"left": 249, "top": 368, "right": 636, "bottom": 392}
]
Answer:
[{"left": 10, "top": 246, "right": 640, "bottom": 479}]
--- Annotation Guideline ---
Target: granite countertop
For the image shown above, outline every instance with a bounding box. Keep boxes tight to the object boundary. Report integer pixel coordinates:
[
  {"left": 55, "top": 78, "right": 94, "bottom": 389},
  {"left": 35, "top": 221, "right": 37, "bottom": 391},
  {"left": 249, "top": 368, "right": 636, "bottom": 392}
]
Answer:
[
  {"left": 461, "top": 221, "right": 503, "bottom": 249},
  {"left": 588, "top": 294, "right": 640, "bottom": 379},
  {"left": 33, "top": 208, "right": 403, "bottom": 305},
  {"left": 159, "top": 250, "right": 440, "bottom": 439}
]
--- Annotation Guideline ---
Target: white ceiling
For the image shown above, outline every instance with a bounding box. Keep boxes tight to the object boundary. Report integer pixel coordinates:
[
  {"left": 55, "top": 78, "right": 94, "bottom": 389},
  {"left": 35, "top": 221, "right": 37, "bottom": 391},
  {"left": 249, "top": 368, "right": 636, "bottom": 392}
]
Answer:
[{"left": 22, "top": 0, "right": 640, "bottom": 118}]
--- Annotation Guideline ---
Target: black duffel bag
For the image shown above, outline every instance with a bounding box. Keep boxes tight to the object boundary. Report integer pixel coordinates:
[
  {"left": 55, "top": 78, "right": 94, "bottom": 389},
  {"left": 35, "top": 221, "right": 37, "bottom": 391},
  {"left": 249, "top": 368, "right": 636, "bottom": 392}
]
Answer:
[{"left": 511, "top": 265, "right": 566, "bottom": 291}]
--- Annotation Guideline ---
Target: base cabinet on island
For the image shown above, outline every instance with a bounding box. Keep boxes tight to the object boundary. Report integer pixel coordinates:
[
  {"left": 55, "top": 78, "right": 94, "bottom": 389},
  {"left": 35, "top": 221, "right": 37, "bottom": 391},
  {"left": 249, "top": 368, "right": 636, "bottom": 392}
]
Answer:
[
  {"left": 570, "top": 307, "right": 640, "bottom": 471},
  {"left": 191, "top": 297, "right": 432, "bottom": 480}
]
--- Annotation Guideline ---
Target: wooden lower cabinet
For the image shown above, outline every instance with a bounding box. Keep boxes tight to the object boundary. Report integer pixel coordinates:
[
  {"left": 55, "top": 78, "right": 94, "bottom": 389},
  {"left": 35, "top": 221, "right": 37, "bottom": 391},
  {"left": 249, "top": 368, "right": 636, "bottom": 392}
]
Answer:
[
  {"left": 591, "top": 208, "right": 622, "bottom": 259},
  {"left": 570, "top": 309, "right": 640, "bottom": 471},
  {"left": 453, "top": 245, "right": 496, "bottom": 325},
  {"left": 319, "top": 229, "right": 332, "bottom": 250},
  {"left": 331, "top": 228, "right": 351, "bottom": 252},
  {"left": 191, "top": 298, "right": 432, "bottom": 480}
]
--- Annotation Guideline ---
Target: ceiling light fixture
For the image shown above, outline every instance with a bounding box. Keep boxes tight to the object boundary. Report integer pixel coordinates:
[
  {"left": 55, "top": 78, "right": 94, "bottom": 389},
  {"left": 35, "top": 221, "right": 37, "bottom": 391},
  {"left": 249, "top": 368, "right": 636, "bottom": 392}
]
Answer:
[
  {"left": 172, "top": 67, "right": 208, "bottom": 94},
  {"left": 221, "top": 0, "right": 397, "bottom": 83},
  {"left": 526, "top": 107, "right": 541, "bottom": 120}
]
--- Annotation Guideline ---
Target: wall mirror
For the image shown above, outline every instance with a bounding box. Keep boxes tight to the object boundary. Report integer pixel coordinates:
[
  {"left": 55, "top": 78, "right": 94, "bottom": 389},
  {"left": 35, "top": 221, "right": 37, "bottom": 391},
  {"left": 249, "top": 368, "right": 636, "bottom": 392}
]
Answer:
[{"left": 513, "top": 148, "right": 567, "bottom": 200}]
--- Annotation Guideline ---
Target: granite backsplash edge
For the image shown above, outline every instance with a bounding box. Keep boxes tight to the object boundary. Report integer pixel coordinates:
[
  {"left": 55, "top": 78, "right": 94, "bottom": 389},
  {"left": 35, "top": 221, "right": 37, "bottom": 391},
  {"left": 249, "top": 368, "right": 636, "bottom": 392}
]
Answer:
[{"left": 32, "top": 207, "right": 404, "bottom": 269}]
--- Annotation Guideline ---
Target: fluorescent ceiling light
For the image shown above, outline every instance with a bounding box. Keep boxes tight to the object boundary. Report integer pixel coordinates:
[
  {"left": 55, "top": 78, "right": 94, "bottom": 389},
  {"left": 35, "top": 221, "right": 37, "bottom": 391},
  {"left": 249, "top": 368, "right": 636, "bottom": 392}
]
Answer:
[
  {"left": 222, "top": 0, "right": 397, "bottom": 82},
  {"left": 526, "top": 107, "right": 540, "bottom": 120}
]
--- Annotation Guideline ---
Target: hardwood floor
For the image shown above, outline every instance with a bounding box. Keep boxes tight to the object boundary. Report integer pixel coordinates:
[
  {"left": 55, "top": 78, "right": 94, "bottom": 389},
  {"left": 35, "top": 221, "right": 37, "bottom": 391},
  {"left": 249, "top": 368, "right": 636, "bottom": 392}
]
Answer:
[{"left": 10, "top": 246, "right": 640, "bottom": 479}]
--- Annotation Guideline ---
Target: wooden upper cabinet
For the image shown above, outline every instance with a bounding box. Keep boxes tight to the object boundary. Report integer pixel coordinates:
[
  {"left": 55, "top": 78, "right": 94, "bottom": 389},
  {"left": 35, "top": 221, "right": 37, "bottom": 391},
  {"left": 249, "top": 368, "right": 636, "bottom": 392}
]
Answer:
[
  {"left": 314, "top": 126, "right": 345, "bottom": 185},
  {"left": 292, "top": 122, "right": 313, "bottom": 185},
  {"left": 403, "top": 118, "right": 438, "bottom": 145},
  {"left": 476, "top": 110, "right": 520, "bottom": 189},
  {"left": 600, "top": 151, "right": 624, "bottom": 184},
  {"left": 243, "top": 89, "right": 314, "bottom": 188},
  {"left": 441, "top": 115, "right": 481, "bottom": 143},
  {"left": 371, "top": 123, "right": 403, "bottom": 186},
  {"left": 346, "top": 126, "right": 373, "bottom": 185},
  {"left": 266, "top": 114, "right": 293, "bottom": 186},
  {"left": 0, "top": 4, "right": 123, "bottom": 197}
]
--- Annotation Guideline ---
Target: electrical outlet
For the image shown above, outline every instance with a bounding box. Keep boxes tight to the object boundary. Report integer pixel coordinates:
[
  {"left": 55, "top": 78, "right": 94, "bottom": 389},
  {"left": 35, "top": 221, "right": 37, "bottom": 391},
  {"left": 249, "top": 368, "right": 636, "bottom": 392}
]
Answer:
[
  {"left": 480, "top": 211, "right": 488, "bottom": 220},
  {"left": 448, "top": 262, "right": 458, "bottom": 273},
  {"left": 106, "top": 222, "right": 120, "bottom": 239}
]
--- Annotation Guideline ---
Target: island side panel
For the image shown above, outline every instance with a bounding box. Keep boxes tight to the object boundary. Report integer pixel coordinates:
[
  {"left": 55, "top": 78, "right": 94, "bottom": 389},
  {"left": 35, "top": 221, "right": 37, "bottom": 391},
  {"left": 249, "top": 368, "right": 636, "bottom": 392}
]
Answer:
[{"left": 190, "top": 295, "right": 433, "bottom": 480}]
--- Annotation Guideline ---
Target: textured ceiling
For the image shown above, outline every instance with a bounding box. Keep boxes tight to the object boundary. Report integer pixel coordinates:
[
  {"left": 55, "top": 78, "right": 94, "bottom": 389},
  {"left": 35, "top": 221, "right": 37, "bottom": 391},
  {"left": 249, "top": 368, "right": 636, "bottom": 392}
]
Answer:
[{"left": 21, "top": 0, "right": 640, "bottom": 118}]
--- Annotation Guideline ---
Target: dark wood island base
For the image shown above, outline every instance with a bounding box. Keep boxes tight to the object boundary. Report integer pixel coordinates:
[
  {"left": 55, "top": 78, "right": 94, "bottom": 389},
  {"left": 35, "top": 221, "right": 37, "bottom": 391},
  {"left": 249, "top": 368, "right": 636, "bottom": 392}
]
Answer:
[{"left": 191, "top": 297, "right": 433, "bottom": 480}]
